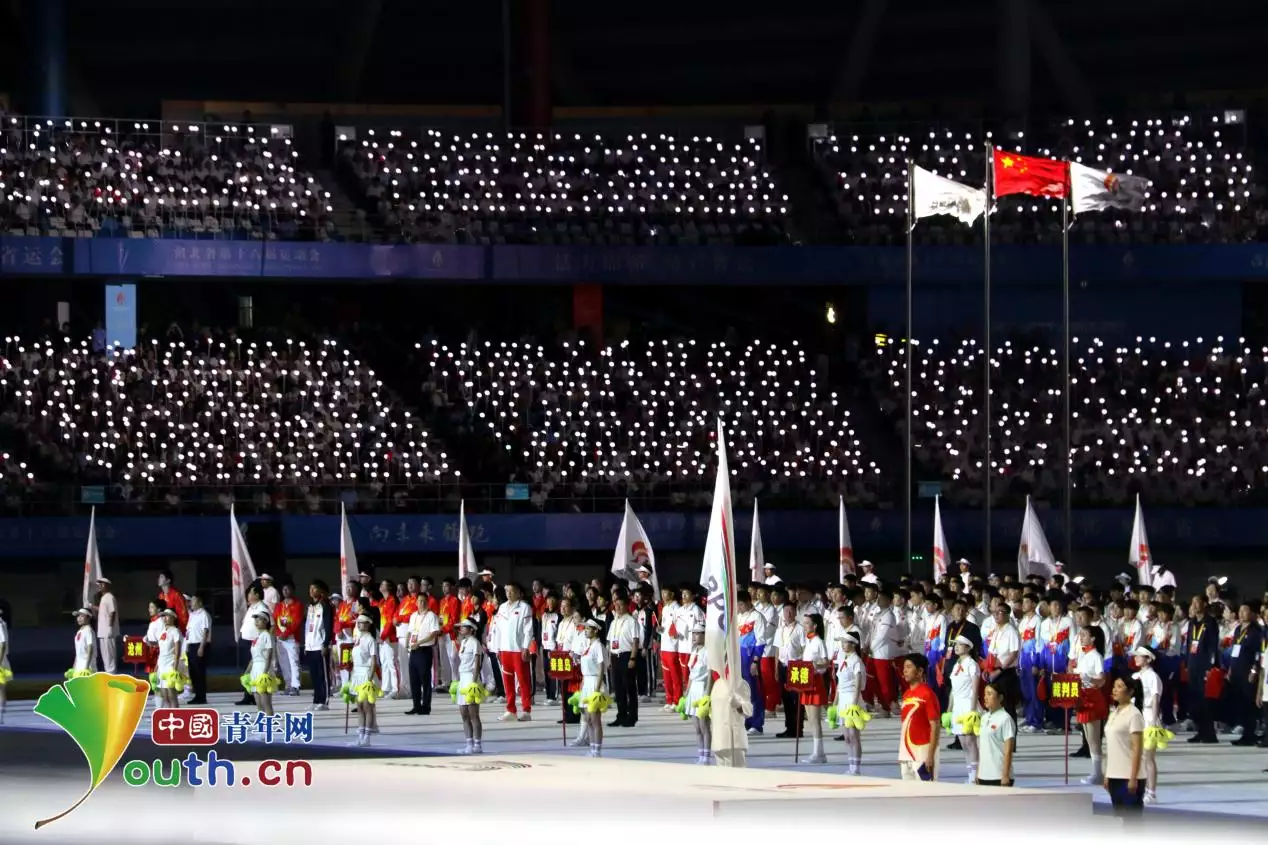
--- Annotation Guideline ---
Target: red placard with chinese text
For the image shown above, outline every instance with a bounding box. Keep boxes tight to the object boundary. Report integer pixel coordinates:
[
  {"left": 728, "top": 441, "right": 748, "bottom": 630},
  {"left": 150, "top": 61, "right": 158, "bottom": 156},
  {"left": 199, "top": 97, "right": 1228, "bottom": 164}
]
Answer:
[
  {"left": 1049, "top": 672, "right": 1082, "bottom": 708},
  {"left": 547, "top": 651, "right": 579, "bottom": 680},
  {"left": 785, "top": 660, "right": 819, "bottom": 692},
  {"left": 123, "top": 635, "right": 154, "bottom": 666},
  {"left": 338, "top": 642, "right": 354, "bottom": 671}
]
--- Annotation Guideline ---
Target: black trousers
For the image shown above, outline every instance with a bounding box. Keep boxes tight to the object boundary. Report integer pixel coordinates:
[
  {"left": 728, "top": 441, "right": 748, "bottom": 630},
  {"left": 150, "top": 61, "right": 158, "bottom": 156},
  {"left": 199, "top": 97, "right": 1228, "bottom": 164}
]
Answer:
[
  {"left": 1229, "top": 677, "right": 1258, "bottom": 734},
  {"left": 1107, "top": 778, "right": 1145, "bottom": 816},
  {"left": 611, "top": 653, "right": 638, "bottom": 725},
  {"left": 778, "top": 663, "right": 804, "bottom": 737},
  {"left": 1189, "top": 682, "right": 1217, "bottom": 739},
  {"left": 409, "top": 648, "right": 435, "bottom": 712},
  {"left": 636, "top": 651, "right": 654, "bottom": 696},
  {"left": 305, "top": 649, "right": 329, "bottom": 706},
  {"left": 489, "top": 653, "right": 505, "bottom": 696},
  {"left": 187, "top": 650, "right": 208, "bottom": 702}
]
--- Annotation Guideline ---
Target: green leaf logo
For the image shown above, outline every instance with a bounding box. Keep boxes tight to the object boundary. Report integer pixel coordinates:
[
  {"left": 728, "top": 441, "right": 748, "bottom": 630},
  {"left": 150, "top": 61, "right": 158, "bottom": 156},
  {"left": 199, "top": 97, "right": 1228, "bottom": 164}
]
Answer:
[{"left": 32, "top": 673, "right": 151, "bottom": 829}]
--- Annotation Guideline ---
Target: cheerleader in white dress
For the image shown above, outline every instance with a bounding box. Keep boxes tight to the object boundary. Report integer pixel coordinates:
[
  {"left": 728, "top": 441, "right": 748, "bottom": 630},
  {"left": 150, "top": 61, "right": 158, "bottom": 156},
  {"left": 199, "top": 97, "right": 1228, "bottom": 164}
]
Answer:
[
  {"left": 455, "top": 618, "right": 487, "bottom": 754},
  {"left": 0, "top": 607, "right": 12, "bottom": 724},
  {"left": 348, "top": 614, "right": 381, "bottom": 747},
  {"left": 948, "top": 634, "right": 982, "bottom": 783},
  {"left": 69, "top": 608, "right": 96, "bottom": 679},
  {"left": 578, "top": 618, "right": 611, "bottom": 758},
  {"left": 683, "top": 622, "right": 713, "bottom": 764},
  {"left": 155, "top": 609, "right": 187, "bottom": 709},
  {"left": 833, "top": 628, "right": 869, "bottom": 774},
  {"left": 248, "top": 610, "right": 279, "bottom": 719}
]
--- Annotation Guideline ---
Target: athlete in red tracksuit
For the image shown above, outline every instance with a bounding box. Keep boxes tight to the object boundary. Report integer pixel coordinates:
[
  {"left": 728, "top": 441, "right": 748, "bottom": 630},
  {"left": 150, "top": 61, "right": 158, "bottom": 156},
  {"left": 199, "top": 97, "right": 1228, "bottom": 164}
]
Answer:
[
  {"left": 658, "top": 588, "right": 683, "bottom": 708},
  {"left": 494, "top": 583, "right": 534, "bottom": 718}
]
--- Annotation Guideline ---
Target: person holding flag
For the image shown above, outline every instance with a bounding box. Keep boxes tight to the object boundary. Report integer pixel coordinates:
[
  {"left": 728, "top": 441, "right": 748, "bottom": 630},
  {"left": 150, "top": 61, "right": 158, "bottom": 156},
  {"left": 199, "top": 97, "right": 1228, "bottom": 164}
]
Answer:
[
  {"left": 95, "top": 577, "right": 118, "bottom": 674},
  {"left": 230, "top": 506, "right": 260, "bottom": 707}
]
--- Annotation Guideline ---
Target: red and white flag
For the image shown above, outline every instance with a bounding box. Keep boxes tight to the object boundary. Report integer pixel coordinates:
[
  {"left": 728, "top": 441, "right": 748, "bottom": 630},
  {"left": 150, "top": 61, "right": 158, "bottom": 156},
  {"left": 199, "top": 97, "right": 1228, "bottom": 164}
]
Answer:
[
  {"left": 230, "top": 504, "right": 258, "bottom": 634},
  {"left": 1128, "top": 494, "right": 1152, "bottom": 586},
  {"left": 838, "top": 495, "right": 856, "bottom": 580},
  {"left": 339, "top": 502, "right": 360, "bottom": 589},
  {"left": 1017, "top": 495, "right": 1057, "bottom": 581},
  {"left": 82, "top": 507, "right": 103, "bottom": 609},
  {"left": 612, "top": 500, "right": 658, "bottom": 594},
  {"left": 458, "top": 501, "right": 478, "bottom": 580},
  {"left": 932, "top": 495, "right": 950, "bottom": 581},
  {"left": 749, "top": 499, "right": 766, "bottom": 584}
]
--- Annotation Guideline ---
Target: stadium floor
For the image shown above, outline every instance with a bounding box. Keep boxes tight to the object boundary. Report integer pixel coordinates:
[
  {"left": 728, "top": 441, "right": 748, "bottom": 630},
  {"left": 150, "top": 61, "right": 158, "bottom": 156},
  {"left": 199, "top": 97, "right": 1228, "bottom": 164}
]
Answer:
[{"left": 2, "top": 690, "right": 1265, "bottom": 823}]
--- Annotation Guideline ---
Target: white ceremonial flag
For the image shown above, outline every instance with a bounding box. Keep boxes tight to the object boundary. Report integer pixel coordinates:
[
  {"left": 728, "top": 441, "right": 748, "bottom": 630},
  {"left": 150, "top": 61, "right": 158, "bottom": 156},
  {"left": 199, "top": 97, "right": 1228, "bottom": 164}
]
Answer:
[
  {"left": 230, "top": 505, "right": 259, "bottom": 635},
  {"left": 932, "top": 495, "right": 950, "bottom": 581},
  {"left": 838, "top": 495, "right": 856, "bottom": 580},
  {"left": 1128, "top": 494, "right": 1153, "bottom": 586},
  {"left": 612, "top": 500, "right": 659, "bottom": 594},
  {"left": 749, "top": 499, "right": 766, "bottom": 584},
  {"left": 339, "top": 502, "right": 361, "bottom": 589},
  {"left": 700, "top": 419, "right": 741, "bottom": 681},
  {"left": 82, "top": 507, "right": 103, "bottom": 609},
  {"left": 458, "top": 501, "right": 478, "bottom": 580},
  {"left": 912, "top": 164, "right": 987, "bottom": 225},
  {"left": 1070, "top": 161, "right": 1150, "bottom": 215},
  {"left": 1017, "top": 495, "right": 1057, "bottom": 581}
]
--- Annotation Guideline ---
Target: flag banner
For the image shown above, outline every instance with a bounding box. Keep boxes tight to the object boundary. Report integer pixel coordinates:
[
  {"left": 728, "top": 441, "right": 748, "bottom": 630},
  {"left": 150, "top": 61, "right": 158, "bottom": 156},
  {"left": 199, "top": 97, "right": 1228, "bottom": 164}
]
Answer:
[
  {"left": 1128, "top": 494, "right": 1152, "bottom": 586},
  {"left": 700, "top": 420, "right": 741, "bottom": 680},
  {"left": 749, "top": 499, "right": 765, "bottom": 584},
  {"left": 339, "top": 503, "right": 360, "bottom": 589},
  {"left": 1017, "top": 495, "right": 1057, "bottom": 581},
  {"left": 458, "top": 501, "right": 478, "bottom": 580},
  {"left": 230, "top": 505, "right": 259, "bottom": 634},
  {"left": 1069, "top": 161, "right": 1150, "bottom": 214},
  {"left": 993, "top": 148, "right": 1070, "bottom": 199},
  {"left": 82, "top": 507, "right": 103, "bottom": 609},
  {"left": 911, "top": 164, "right": 987, "bottom": 225},
  {"left": 838, "top": 496, "right": 856, "bottom": 580},
  {"left": 932, "top": 496, "right": 950, "bottom": 581},
  {"left": 612, "top": 500, "right": 659, "bottom": 594}
]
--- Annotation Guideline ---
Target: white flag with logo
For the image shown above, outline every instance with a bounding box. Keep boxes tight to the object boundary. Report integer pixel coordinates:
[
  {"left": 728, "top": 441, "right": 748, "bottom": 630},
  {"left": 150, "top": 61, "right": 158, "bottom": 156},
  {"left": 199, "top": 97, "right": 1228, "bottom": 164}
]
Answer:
[
  {"left": 1128, "top": 494, "right": 1152, "bottom": 586},
  {"left": 749, "top": 499, "right": 766, "bottom": 584},
  {"left": 82, "top": 507, "right": 103, "bottom": 609},
  {"left": 838, "top": 495, "right": 856, "bottom": 580},
  {"left": 1070, "top": 161, "right": 1150, "bottom": 214},
  {"left": 230, "top": 505, "right": 259, "bottom": 634},
  {"left": 932, "top": 495, "right": 950, "bottom": 581},
  {"left": 612, "top": 500, "right": 658, "bottom": 594},
  {"left": 700, "top": 419, "right": 741, "bottom": 680},
  {"left": 458, "top": 501, "right": 478, "bottom": 580},
  {"left": 912, "top": 164, "right": 987, "bottom": 225},
  {"left": 1017, "top": 495, "right": 1057, "bottom": 581},
  {"left": 339, "top": 502, "right": 361, "bottom": 589}
]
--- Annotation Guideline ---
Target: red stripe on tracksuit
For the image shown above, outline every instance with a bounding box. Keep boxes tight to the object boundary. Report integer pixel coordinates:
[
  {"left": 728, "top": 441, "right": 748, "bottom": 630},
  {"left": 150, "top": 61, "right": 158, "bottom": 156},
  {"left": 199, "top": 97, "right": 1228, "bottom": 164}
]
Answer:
[
  {"left": 661, "top": 649, "right": 683, "bottom": 705},
  {"left": 499, "top": 650, "right": 532, "bottom": 713},
  {"left": 760, "top": 656, "right": 780, "bottom": 712}
]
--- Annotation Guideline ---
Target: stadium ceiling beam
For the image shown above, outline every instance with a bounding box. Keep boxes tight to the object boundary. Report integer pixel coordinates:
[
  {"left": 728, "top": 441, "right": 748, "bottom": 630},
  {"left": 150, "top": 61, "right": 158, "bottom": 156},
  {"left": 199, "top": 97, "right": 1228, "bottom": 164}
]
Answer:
[
  {"left": 334, "top": 0, "right": 384, "bottom": 103},
  {"left": 827, "top": 0, "right": 889, "bottom": 106},
  {"left": 1027, "top": 0, "right": 1094, "bottom": 113}
]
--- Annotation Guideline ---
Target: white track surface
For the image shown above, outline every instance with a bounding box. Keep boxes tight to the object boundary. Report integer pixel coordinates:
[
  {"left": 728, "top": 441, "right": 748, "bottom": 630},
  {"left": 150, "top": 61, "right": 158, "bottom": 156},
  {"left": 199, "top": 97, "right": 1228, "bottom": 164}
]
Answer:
[{"left": 2, "top": 690, "right": 1266, "bottom": 823}]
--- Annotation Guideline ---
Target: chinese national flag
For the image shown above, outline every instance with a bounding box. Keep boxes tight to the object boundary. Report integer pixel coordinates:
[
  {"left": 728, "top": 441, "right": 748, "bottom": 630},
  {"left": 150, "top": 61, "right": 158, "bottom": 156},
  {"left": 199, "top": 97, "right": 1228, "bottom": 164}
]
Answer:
[{"left": 992, "top": 149, "right": 1070, "bottom": 199}]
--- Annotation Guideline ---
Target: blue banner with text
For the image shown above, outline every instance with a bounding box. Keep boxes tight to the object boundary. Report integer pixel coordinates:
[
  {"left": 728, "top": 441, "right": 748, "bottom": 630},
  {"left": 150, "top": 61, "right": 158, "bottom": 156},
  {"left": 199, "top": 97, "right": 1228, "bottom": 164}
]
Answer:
[
  {"left": 3, "top": 236, "right": 1268, "bottom": 284},
  {"left": 0, "top": 507, "right": 1264, "bottom": 558}
]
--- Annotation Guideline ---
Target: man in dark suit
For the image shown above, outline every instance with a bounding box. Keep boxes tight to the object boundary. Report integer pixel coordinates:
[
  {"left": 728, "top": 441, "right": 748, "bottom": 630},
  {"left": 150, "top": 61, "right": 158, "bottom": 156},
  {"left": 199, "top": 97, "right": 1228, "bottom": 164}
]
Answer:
[
  {"left": 1228, "top": 600, "right": 1263, "bottom": 746},
  {"left": 1186, "top": 594, "right": 1221, "bottom": 744},
  {"left": 943, "top": 597, "right": 981, "bottom": 750}
]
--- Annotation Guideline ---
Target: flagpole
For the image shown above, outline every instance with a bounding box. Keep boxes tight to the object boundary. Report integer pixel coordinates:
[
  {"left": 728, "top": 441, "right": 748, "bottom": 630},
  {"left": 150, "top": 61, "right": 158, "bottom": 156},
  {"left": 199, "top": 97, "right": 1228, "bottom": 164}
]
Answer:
[
  {"left": 905, "top": 158, "right": 914, "bottom": 574},
  {"left": 983, "top": 143, "right": 993, "bottom": 571},
  {"left": 1062, "top": 191, "right": 1073, "bottom": 563}
]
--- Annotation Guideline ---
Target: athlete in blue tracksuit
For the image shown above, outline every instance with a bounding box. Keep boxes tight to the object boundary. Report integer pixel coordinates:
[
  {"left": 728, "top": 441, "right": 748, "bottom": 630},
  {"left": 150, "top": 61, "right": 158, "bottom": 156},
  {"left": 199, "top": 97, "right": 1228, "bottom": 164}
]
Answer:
[
  {"left": 1039, "top": 596, "right": 1073, "bottom": 728},
  {"left": 736, "top": 591, "right": 766, "bottom": 734},
  {"left": 1017, "top": 595, "right": 1045, "bottom": 730}
]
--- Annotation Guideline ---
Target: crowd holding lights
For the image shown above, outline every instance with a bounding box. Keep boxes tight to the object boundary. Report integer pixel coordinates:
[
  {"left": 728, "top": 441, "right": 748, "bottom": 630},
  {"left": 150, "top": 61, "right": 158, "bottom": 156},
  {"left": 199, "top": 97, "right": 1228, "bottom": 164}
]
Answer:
[
  {"left": 0, "top": 115, "right": 335, "bottom": 240},
  {"left": 0, "top": 335, "right": 449, "bottom": 512},
  {"left": 813, "top": 112, "right": 1265, "bottom": 245},
  {"left": 339, "top": 129, "right": 790, "bottom": 245},
  {"left": 863, "top": 335, "right": 1268, "bottom": 507},
  {"left": 421, "top": 337, "right": 882, "bottom": 509}
]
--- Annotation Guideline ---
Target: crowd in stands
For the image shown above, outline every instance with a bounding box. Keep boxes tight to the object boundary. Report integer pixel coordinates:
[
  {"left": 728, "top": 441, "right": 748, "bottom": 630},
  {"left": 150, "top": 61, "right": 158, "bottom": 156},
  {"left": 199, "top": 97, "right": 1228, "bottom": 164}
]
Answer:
[
  {"left": 8, "top": 326, "right": 1268, "bottom": 514},
  {"left": 813, "top": 113, "right": 1268, "bottom": 245},
  {"left": 336, "top": 129, "right": 790, "bottom": 245},
  {"left": 0, "top": 114, "right": 335, "bottom": 241},
  {"left": 863, "top": 334, "right": 1268, "bottom": 507}
]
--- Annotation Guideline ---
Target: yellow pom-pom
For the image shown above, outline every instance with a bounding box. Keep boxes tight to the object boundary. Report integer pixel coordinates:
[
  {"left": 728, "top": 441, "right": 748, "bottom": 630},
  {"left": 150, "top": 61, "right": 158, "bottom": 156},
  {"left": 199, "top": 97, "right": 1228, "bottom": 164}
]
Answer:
[
  {"left": 0, "top": 667, "right": 13, "bottom": 684},
  {"left": 448, "top": 680, "right": 460, "bottom": 701},
  {"left": 339, "top": 683, "right": 356, "bottom": 704},
  {"left": 842, "top": 704, "right": 872, "bottom": 731},
  {"left": 251, "top": 674, "right": 282, "bottom": 695},
  {"left": 955, "top": 711, "right": 983, "bottom": 736},
  {"left": 1143, "top": 726, "right": 1174, "bottom": 752},
  {"left": 159, "top": 670, "right": 190, "bottom": 691},
  {"left": 240, "top": 672, "right": 255, "bottom": 693},
  {"left": 567, "top": 691, "right": 582, "bottom": 714},
  {"left": 354, "top": 681, "right": 382, "bottom": 705},
  {"left": 581, "top": 691, "right": 613, "bottom": 714},
  {"left": 826, "top": 705, "right": 840, "bottom": 726},
  {"left": 459, "top": 682, "right": 488, "bottom": 705},
  {"left": 693, "top": 695, "right": 712, "bottom": 720}
]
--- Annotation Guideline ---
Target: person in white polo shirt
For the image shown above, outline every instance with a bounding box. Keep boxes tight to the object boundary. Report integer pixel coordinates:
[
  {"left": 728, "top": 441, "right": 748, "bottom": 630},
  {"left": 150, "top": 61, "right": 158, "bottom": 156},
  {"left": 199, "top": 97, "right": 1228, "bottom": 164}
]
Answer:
[
  {"left": 406, "top": 598, "right": 440, "bottom": 716},
  {"left": 95, "top": 577, "right": 119, "bottom": 673},
  {"left": 977, "top": 678, "right": 1017, "bottom": 786},
  {"left": 607, "top": 592, "right": 641, "bottom": 728},
  {"left": 259, "top": 574, "right": 280, "bottom": 612},
  {"left": 184, "top": 593, "right": 211, "bottom": 704}
]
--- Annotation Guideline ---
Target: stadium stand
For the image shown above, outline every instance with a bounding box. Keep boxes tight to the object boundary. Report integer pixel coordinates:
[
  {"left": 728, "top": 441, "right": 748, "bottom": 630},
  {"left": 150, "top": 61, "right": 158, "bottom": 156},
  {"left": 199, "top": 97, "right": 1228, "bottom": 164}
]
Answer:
[
  {"left": 0, "top": 115, "right": 334, "bottom": 240},
  {"left": 336, "top": 129, "right": 790, "bottom": 245},
  {"left": 812, "top": 112, "right": 1267, "bottom": 245}
]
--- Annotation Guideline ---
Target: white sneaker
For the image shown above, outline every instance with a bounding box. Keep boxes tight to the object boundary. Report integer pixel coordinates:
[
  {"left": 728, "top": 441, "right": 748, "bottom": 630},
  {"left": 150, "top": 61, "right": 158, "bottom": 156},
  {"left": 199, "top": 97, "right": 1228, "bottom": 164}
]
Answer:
[
  {"left": 459, "top": 743, "right": 475, "bottom": 755},
  {"left": 471, "top": 743, "right": 483, "bottom": 755},
  {"left": 662, "top": 704, "right": 676, "bottom": 712},
  {"left": 517, "top": 713, "right": 532, "bottom": 722},
  {"left": 311, "top": 703, "right": 329, "bottom": 712},
  {"left": 368, "top": 727, "right": 380, "bottom": 734},
  {"left": 497, "top": 712, "right": 516, "bottom": 722},
  {"left": 1143, "top": 790, "right": 1157, "bottom": 805},
  {"left": 569, "top": 735, "right": 589, "bottom": 747},
  {"left": 356, "top": 732, "right": 370, "bottom": 748},
  {"left": 800, "top": 753, "right": 828, "bottom": 764},
  {"left": 1020, "top": 724, "right": 1040, "bottom": 734}
]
